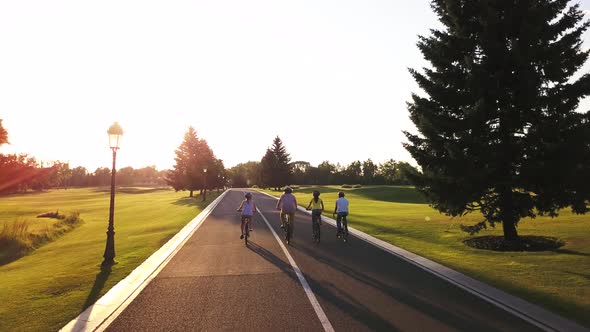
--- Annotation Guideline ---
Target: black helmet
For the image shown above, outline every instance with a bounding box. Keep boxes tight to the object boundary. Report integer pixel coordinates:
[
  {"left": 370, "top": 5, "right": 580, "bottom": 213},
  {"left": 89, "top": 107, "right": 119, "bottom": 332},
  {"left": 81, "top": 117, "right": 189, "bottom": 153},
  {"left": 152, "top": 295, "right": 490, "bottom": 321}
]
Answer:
[
  {"left": 338, "top": 191, "right": 345, "bottom": 197},
  {"left": 284, "top": 186, "right": 293, "bottom": 194},
  {"left": 245, "top": 192, "right": 252, "bottom": 198},
  {"left": 313, "top": 190, "right": 320, "bottom": 197}
]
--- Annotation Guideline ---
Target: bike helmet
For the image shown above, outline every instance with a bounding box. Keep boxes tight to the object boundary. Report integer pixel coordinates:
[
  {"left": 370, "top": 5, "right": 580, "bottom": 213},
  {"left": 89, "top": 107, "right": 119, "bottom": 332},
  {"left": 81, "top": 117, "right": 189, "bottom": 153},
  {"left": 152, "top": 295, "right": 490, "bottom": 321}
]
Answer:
[
  {"left": 338, "top": 191, "right": 345, "bottom": 198},
  {"left": 245, "top": 192, "right": 252, "bottom": 199},
  {"left": 313, "top": 190, "right": 320, "bottom": 197},
  {"left": 284, "top": 186, "right": 293, "bottom": 194}
]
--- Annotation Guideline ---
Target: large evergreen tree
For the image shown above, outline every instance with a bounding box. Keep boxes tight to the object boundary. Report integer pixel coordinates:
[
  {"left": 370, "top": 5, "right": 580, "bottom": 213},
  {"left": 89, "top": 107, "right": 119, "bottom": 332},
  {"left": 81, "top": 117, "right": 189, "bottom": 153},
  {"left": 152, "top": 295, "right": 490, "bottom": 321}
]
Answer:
[
  {"left": 404, "top": 0, "right": 590, "bottom": 240},
  {"left": 259, "top": 136, "right": 292, "bottom": 190},
  {"left": 166, "top": 127, "right": 215, "bottom": 197}
]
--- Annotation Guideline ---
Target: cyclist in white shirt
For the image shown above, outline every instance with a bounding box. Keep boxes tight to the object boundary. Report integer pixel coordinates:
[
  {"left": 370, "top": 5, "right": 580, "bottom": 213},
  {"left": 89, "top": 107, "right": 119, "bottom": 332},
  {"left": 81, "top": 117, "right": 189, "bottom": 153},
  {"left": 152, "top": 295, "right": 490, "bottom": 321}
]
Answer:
[{"left": 237, "top": 192, "right": 257, "bottom": 239}]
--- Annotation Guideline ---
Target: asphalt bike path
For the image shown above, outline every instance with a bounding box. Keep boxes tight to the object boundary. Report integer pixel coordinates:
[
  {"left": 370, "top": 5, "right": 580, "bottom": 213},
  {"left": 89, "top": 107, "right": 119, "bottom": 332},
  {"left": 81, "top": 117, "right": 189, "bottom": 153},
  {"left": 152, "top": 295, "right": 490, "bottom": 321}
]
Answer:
[{"left": 105, "top": 189, "right": 542, "bottom": 331}]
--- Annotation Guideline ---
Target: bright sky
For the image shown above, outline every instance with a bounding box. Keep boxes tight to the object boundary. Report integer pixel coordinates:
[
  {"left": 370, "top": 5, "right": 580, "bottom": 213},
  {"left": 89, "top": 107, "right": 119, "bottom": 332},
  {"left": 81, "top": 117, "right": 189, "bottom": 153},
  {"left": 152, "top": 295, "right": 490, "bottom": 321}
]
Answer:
[{"left": 1, "top": 1, "right": 589, "bottom": 172}]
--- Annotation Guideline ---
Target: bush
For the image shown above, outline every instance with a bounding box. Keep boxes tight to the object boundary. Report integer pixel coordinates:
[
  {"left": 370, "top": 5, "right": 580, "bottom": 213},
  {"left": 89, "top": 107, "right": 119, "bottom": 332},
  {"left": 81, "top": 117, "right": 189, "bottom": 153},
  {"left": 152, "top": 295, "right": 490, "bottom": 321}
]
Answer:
[
  {"left": 251, "top": 185, "right": 259, "bottom": 188},
  {"left": 0, "top": 211, "right": 83, "bottom": 265},
  {"left": 341, "top": 184, "right": 353, "bottom": 188},
  {"left": 352, "top": 184, "right": 362, "bottom": 188}
]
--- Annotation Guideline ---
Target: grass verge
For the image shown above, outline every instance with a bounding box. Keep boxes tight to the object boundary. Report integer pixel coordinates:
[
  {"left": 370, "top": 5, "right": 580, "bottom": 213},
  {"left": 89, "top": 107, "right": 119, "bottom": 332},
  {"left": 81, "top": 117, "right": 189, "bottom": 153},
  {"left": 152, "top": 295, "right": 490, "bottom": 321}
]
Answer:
[
  {"left": 260, "top": 185, "right": 590, "bottom": 328},
  {"left": 0, "top": 187, "right": 217, "bottom": 332}
]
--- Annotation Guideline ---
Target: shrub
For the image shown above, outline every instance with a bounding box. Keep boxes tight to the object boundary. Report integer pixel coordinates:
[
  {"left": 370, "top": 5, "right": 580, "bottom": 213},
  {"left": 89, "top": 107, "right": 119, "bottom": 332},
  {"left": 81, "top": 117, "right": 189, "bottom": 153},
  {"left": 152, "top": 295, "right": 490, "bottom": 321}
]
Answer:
[
  {"left": 341, "top": 184, "right": 353, "bottom": 188},
  {"left": 352, "top": 184, "right": 362, "bottom": 188}
]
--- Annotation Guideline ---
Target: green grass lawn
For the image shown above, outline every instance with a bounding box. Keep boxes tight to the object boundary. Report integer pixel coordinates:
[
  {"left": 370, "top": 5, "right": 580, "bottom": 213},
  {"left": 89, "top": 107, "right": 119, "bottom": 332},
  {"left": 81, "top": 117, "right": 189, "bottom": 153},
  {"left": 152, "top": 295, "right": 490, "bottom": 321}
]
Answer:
[
  {"left": 261, "top": 185, "right": 590, "bottom": 327},
  {"left": 0, "top": 187, "right": 216, "bottom": 332}
]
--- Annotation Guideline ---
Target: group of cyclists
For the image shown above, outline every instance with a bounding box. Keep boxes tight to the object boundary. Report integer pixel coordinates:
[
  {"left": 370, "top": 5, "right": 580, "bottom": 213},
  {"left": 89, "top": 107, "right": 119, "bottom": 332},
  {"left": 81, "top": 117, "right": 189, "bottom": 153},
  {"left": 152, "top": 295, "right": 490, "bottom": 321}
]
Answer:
[{"left": 236, "top": 186, "right": 350, "bottom": 243}]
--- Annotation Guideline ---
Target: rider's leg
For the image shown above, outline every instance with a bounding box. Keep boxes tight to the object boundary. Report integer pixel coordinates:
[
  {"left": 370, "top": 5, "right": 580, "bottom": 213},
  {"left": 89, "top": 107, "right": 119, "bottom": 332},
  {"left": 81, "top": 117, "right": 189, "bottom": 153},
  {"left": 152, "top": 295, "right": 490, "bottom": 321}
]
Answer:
[{"left": 342, "top": 212, "right": 348, "bottom": 234}]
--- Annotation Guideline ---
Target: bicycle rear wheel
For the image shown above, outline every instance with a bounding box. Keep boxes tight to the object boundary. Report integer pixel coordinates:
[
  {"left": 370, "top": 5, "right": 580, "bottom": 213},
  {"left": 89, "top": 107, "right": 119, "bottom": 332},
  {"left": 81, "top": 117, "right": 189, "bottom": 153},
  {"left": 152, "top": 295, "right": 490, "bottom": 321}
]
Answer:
[
  {"left": 244, "top": 219, "right": 250, "bottom": 245},
  {"left": 314, "top": 221, "right": 320, "bottom": 243},
  {"left": 285, "top": 220, "right": 292, "bottom": 244}
]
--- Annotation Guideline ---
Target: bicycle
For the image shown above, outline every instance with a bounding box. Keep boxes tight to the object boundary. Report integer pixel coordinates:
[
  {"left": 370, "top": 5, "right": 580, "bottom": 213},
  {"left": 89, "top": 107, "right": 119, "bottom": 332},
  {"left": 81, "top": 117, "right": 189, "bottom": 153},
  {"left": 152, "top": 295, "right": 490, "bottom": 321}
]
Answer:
[
  {"left": 307, "top": 208, "right": 321, "bottom": 244},
  {"left": 243, "top": 216, "right": 251, "bottom": 245},
  {"left": 333, "top": 213, "right": 349, "bottom": 243},
  {"left": 238, "top": 212, "right": 253, "bottom": 246},
  {"left": 282, "top": 212, "right": 294, "bottom": 245}
]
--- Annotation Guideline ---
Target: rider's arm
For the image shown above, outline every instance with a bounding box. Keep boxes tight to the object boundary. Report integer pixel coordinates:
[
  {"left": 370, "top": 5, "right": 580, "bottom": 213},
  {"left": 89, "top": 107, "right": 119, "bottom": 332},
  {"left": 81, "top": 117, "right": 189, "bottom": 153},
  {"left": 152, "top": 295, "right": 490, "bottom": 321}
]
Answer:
[
  {"left": 276, "top": 196, "right": 282, "bottom": 210},
  {"left": 306, "top": 199, "right": 312, "bottom": 210},
  {"left": 237, "top": 200, "right": 244, "bottom": 212},
  {"left": 253, "top": 202, "right": 257, "bottom": 214},
  {"left": 334, "top": 201, "right": 338, "bottom": 214},
  {"left": 321, "top": 200, "right": 325, "bottom": 211}
]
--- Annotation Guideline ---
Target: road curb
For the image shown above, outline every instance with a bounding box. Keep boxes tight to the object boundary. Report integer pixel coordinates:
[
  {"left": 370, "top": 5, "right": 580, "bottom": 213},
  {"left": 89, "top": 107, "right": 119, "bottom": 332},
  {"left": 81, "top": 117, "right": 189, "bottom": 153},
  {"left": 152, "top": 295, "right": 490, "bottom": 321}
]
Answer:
[
  {"left": 60, "top": 190, "right": 229, "bottom": 332},
  {"left": 258, "top": 190, "right": 588, "bottom": 332}
]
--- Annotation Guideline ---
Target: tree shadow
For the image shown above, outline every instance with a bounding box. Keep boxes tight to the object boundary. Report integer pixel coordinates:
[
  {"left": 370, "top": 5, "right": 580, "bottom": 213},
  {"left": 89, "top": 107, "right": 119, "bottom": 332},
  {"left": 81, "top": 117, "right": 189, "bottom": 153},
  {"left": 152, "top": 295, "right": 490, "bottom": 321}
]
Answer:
[
  {"left": 246, "top": 241, "right": 398, "bottom": 330},
  {"left": 172, "top": 197, "right": 202, "bottom": 207},
  {"left": 349, "top": 186, "right": 427, "bottom": 204},
  {"left": 290, "top": 185, "right": 427, "bottom": 204},
  {"left": 293, "top": 243, "right": 490, "bottom": 330},
  {"left": 172, "top": 193, "right": 221, "bottom": 207},
  {"left": 553, "top": 249, "right": 590, "bottom": 257}
]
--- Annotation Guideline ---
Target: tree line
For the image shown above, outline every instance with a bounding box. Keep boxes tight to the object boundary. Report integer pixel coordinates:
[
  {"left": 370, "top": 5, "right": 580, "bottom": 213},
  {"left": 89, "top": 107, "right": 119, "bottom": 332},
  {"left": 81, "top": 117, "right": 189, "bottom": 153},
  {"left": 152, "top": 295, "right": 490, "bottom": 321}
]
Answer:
[{"left": 226, "top": 137, "right": 417, "bottom": 188}]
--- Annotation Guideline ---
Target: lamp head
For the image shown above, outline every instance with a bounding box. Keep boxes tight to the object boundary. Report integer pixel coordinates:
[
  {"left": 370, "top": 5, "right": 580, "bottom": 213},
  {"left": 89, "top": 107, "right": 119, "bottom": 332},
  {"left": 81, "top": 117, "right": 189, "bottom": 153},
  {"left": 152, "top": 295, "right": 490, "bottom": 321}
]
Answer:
[{"left": 108, "top": 122, "right": 123, "bottom": 149}]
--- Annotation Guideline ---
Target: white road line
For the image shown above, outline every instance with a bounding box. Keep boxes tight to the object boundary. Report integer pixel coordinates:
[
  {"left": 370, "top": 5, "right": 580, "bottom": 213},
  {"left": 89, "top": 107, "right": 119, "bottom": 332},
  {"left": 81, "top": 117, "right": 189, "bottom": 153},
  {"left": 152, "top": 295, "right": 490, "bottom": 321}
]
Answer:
[{"left": 258, "top": 210, "right": 335, "bottom": 332}]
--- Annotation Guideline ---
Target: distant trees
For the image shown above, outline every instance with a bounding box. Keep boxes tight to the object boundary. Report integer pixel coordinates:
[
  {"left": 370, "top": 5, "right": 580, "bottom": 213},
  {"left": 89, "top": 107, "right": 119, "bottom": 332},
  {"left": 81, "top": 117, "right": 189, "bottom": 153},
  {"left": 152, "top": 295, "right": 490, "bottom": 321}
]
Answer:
[
  {"left": 227, "top": 161, "right": 259, "bottom": 188},
  {"left": 404, "top": 0, "right": 590, "bottom": 240},
  {"left": 166, "top": 126, "right": 225, "bottom": 197},
  {"left": 227, "top": 157, "right": 418, "bottom": 189}
]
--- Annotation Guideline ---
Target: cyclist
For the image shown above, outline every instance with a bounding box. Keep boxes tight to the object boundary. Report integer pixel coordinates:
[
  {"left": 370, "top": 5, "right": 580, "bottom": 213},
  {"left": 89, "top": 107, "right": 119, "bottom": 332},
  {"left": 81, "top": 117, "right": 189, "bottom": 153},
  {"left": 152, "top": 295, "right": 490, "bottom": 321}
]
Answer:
[
  {"left": 237, "top": 192, "right": 257, "bottom": 240},
  {"left": 276, "top": 186, "right": 297, "bottom": 230},
  {"left": 333, "top": 191, "right": 349, "bottom": 238},
  {"left": 306, "top": 190, "right": 324, "bottom": 224}
]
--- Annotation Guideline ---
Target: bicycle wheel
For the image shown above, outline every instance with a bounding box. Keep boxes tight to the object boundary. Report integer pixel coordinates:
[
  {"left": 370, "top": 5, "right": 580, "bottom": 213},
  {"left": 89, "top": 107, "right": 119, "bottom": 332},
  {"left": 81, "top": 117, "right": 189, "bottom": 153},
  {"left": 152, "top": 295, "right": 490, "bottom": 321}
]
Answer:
[
  {"left": 285, "top": 220, "right": 292, "bottom": 244},
  {"left": 245, "top": 218, "right": 250, "bottom": 245},
  {"left": 314, "top": 221, "right": 320, "bottom": 243}
]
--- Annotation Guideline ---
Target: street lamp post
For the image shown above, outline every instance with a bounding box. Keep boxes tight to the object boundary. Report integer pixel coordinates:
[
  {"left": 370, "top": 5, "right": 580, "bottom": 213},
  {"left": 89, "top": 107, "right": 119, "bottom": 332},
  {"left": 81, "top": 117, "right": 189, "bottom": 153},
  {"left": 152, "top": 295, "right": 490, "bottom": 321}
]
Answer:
[
  {"left": 203, "top": 168, "right": 207, "bottom": 201},
  {"left": 102, "top": 122, "right": 123, "bottom": 267}
]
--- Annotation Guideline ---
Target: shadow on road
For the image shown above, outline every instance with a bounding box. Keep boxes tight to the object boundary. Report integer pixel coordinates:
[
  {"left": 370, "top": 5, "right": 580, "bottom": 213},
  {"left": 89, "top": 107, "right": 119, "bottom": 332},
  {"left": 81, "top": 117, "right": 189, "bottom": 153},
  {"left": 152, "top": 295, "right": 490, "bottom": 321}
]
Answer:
[
  {"left": 246, "top": 240, "right": 401, "bottom": 331},
  {"left": 294, "top": 242, "right": 503, "bottom": 331}
]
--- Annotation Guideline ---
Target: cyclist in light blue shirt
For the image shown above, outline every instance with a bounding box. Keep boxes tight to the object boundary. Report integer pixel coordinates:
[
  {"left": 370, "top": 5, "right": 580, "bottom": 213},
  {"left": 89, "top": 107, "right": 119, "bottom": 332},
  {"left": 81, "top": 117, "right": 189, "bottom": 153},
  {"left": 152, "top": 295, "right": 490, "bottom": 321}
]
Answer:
[{"left": 333, "top": 191, "right": 349, "bottom": 238}]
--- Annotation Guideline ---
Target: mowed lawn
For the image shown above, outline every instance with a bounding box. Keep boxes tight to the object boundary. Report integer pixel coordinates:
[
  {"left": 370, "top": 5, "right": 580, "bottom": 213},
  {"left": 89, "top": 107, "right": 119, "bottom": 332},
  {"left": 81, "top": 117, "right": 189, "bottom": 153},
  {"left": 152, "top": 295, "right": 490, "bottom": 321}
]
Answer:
[
  {"left": 0, "top": 187, "right": 215, "bottom": 332},
  {"left": 261, "top": 185, "right": 590, "bottom": 327}
]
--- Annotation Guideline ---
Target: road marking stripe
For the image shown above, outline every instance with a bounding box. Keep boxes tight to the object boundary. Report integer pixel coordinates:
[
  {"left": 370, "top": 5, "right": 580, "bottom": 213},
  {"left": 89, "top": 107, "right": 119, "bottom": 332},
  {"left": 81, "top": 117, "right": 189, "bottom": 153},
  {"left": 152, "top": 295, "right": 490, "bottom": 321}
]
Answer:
[{"left": 258, "top": 210, "right": 335, "bottom": 332}]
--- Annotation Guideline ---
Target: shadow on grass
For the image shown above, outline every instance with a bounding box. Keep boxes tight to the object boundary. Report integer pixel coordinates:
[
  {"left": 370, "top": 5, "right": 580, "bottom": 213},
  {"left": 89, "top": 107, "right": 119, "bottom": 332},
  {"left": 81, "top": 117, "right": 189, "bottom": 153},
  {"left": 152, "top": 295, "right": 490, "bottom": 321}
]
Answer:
[
  {"left": 0, "top": 237, "right": 29, "bottom": 266},
  {"left": 554, "top": 248, "right": 590, "bottom": 257},
  {"left": 349, "top": 186, "right": 427, "bottom": 204},
  {"left": 172, "top": 192, "right": 221, "bottom": 208},
  {"left": 280, "top": 185, "right": 427, "bottom": 204},
  {"left": 92, "top": 187, "right": 171, "bottom": 194},
  {"left": 82, "top": 265, "right": 112, "bottom": 310}
]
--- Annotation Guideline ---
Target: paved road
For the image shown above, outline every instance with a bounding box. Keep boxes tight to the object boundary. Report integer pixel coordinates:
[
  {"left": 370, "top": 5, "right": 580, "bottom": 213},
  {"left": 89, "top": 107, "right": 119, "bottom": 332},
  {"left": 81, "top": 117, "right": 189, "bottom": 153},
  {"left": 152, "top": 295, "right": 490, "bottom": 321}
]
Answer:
[{"left": 106, "top": 189, "right": 541, "bottom": 332}]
